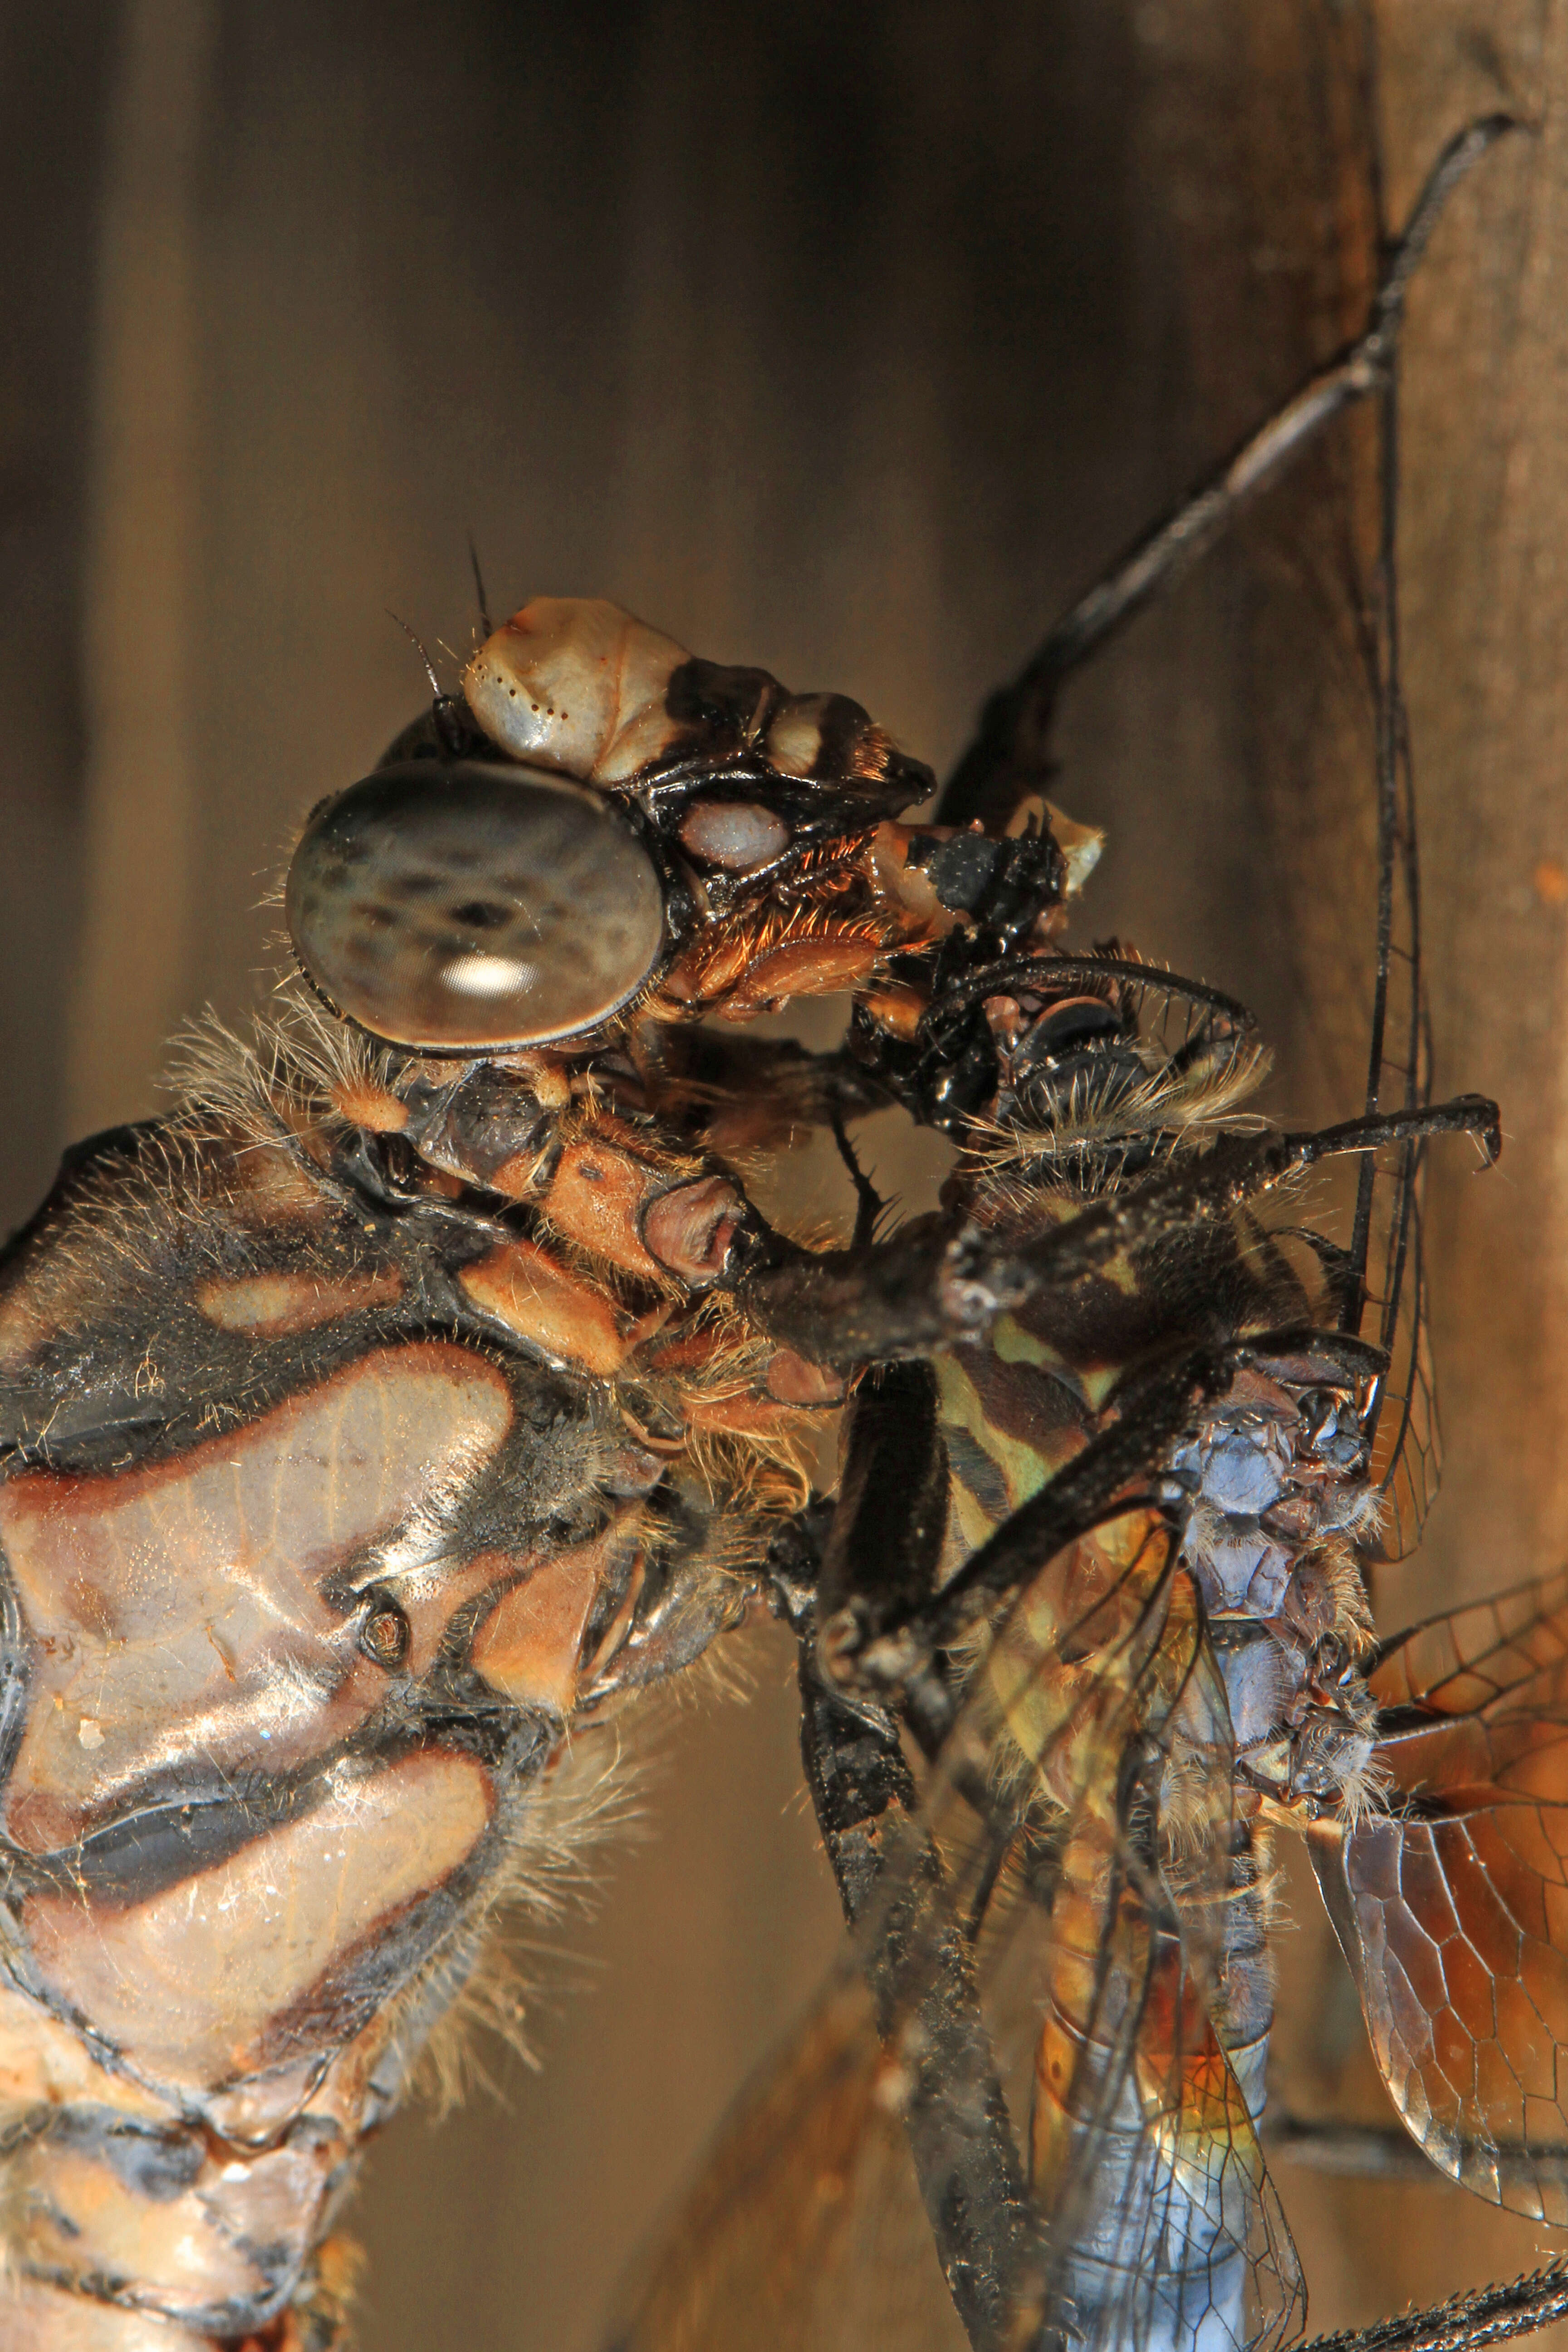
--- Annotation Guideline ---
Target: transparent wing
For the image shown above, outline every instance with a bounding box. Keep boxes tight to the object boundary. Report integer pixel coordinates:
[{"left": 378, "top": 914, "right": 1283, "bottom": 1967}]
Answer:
[
  {"left": 1337, "top": 446, "right": 1441, "bottom": 1565},
  {"left": 1364, "top": 1567, "right": 1568, "bottom": 1719},
  {"left": 960, "top": 1526, "right": 1302, "bottom": 2352},
  {"left": 1360, "top": 1160, "right": 1440, "bottom": 1564},
  {"left": 1310, "top": 1568, "right": 1568, "bottom": 2221},
  {"left": 1031, "top": 1893, "right": 1302, "bottom": 2352},
  {"left": 603, "top": 1969, "right": 967, "bottom": 2352},
  {"left": 611, "top": 1508, "right": 1303, "bottom": 2352}
]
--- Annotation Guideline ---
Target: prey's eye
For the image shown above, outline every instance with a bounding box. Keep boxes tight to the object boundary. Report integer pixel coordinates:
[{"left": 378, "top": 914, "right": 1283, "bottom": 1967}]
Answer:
[{"left": 285, "top": 760, "right": 666, "bottom": 1051}]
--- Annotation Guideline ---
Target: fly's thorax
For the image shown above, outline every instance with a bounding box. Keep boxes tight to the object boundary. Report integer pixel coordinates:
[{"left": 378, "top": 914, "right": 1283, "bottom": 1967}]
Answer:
[
  {"left": 1208, "top": 1617, "right": 1381, "bottom": 1821},
  {"left": 1171, "top": 1366, "right": 1378, "bottom": 1617}
]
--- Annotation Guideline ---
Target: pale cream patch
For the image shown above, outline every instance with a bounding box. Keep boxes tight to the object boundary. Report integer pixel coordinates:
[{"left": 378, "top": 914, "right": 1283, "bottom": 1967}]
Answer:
[
  {"left": 461, "top": 595, "right": 688, "bottom": 783},
  {"left": 0, "top": 1978, "right": 172, "bottom": 2122},
  {"left": 18, "top": 2142, "right": 308, "bottom": 2316},
  {"left": 194, "top": 1265, "right": 403, "bottom": 1335},
  {"left": 0, "top": 2282, "right": 211, "bottom": 2350},
  {"left": 0, "top": 1345, "right": 510, "bottom": 1848},
  {"left": 23, "top": 1751, "right": 492, "bottom": 2087}
]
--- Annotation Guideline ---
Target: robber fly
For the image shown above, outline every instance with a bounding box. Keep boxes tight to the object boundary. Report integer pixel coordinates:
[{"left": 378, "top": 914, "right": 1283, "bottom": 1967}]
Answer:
[{"left": 0, "top": 111, "right": 1554, "bottom": 2352}]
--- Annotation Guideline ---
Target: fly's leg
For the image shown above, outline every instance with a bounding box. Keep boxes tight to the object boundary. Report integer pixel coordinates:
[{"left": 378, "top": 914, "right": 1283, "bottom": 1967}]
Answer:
[
  {"left": 941, "top": 114, "right": 1519, "bottom": 828},
  {"left": 1297, "top": 2260, "right": 1568, "bottom": 2352},
  {"left": 775, "top": 1382, "right": 1039, "bottom": 2352},
  {"left": 737, "top": 1094, "right": 1500, "bottom": 1370},
  {"left": 796, "top": 1651, "right": 1038, "bottom": 2352},
  {"left": 1266, "top": 2115, "right": 1440, "bottom": 2179},
  {"left": 816, "top": 1362, "right": 949, "bottom": 1646}
]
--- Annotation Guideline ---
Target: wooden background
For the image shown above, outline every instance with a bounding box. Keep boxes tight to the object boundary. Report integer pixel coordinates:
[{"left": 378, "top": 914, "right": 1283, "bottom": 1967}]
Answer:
[{"left": 4, "top": 2, "right": 1568, "bottom": 2344}]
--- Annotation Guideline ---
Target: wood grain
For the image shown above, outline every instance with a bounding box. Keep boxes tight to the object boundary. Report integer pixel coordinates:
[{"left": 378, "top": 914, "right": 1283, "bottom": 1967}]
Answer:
[{"left": 16, "top": 3, "right": 1568, "bottom": 2344}]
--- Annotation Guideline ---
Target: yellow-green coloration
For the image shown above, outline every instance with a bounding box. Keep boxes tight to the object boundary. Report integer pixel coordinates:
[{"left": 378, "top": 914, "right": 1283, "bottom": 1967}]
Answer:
[
  {"left": 933, "top": 1343, "right": 1089, "bottom": 1561},
  {"left": 991, "top": 1313, "right": 1076, "bottom": 1380}
]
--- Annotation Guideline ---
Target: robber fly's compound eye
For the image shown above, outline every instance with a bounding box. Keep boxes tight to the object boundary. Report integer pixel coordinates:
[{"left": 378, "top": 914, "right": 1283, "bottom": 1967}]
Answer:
[{"left": 285, "top": 760, "right": 666, "bottom": 1051}]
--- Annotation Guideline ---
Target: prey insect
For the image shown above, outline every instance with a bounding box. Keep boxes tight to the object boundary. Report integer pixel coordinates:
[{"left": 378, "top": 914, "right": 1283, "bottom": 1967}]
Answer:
[{"left": 0, "top": 108, "right": 1549, "bottom": 2352}]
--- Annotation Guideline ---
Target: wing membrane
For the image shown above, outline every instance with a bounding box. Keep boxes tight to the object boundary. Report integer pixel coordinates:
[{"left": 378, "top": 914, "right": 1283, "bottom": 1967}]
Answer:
[
  {"left": 1006, "top": 1561, "right": 1300, "bottom": 2352},
  {"left": 1367, "top": 1568, "right": 1568, "bottom": 1722},
  {"left": 1311, "top": 1568, "right": 1568, "bottom": 2221},
  {"left": 1027, "top": 1820, "right": 1303, "bottom": 2352},
  {"left": 1335, "top": 359, "right": 1443, "bottom": 1565},
  {"left": 611, "top": 1509, "right": 1303, "bottom": 2352},
  {"left": 1361, "top": 1160, "right": 1441, "bottom": 1563},
  {"left": 1334, "top": 587, "right": 1440, "bottom": 1564},
  {"left": 603, "top": 1970, "right": 965, "bottom": 2352}
]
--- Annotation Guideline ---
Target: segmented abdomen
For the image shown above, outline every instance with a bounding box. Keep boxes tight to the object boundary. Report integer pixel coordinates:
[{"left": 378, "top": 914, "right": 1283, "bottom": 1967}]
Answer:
[{"left": 0, "top": 1119, "right": 729, "bottom": 2348}]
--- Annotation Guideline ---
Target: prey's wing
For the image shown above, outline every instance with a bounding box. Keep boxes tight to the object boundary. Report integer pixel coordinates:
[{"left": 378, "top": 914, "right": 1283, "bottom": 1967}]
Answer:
[
  {"left": 610, "top": 1509, "right": 1301, "bottom": 2352},
  {"left": 602, "top": 1968, "right": 965, "bottom": 2352},
  {"left": 1340, "top": 602, "right": 1441, "bottom": 1563},
  {"left": 969, "top": 1532, "right": 1303, "bottom": 2352},
  {"left": 1311, "top": 1568, "right": 1568, "bottom": 2218}
]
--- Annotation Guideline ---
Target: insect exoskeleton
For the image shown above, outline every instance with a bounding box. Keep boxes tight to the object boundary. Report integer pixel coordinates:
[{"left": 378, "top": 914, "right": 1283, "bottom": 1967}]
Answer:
[
  {"left": 0, "top": 113, "right": 1542, "bottom": 2352},
  {"left": 0, "top": 592, "right": 1099, "bottom": 2349}
]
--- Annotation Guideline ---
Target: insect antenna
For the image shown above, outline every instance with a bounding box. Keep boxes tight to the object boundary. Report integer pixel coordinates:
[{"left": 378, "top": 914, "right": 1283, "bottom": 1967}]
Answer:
[
  {"left": 387, "top": 608, "right": 442, "bottom": 700},
  {"left": 387, "top": 608, "right": 466, "bottom": 753}
]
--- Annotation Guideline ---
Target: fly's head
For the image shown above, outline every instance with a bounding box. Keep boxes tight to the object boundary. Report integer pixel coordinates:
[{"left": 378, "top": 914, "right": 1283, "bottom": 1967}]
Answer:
[{"left": 282, "top": 596, "right": 1080, "bottom": 1195}]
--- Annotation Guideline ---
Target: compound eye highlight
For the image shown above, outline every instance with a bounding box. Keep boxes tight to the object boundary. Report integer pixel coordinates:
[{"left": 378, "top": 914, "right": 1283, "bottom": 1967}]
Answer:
[
  {"left": 677, "top": 800, "right": 790, "bottom": 873},
  {"left": 285, "top": 760, "right": 666, "bottom": 1051}
]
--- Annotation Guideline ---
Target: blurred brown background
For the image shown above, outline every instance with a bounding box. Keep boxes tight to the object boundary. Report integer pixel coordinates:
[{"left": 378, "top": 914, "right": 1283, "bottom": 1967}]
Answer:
[{"left": 5, "top": 1, "right": 1568, "bottom": 2345}]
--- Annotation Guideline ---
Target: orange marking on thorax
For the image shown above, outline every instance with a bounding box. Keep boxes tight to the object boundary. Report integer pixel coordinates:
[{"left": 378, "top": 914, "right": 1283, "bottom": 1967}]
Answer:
[
  {"left": 393, "top": 1551, "right": 522, "bottom": 1681},
  {"left": 541, "top": 1133, "right": 667, "bottom": 1279},
  {"left": 459, "top": 1237, "right": 641, "bottom": 1374},
  {"left": 470, "top": 1519, "right": 632, "bottom": 1712}
]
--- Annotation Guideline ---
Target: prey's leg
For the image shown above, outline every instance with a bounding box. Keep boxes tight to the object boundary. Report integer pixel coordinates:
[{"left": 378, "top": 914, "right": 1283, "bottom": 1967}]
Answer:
[{"left": 738, "top": 1094, "right": 1499, "bottom": 1370}]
